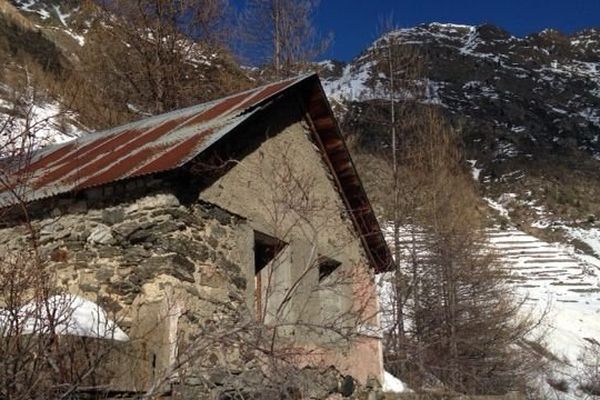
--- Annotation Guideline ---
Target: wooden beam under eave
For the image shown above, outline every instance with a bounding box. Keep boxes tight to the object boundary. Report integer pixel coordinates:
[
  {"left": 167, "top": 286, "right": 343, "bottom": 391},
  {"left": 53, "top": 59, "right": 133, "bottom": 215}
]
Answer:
[
  {"left": 313, "top": 116, "right": 336, "bottom": 131},
  {"left": 323, "top": 140, "right": 345, "bottom": 152}
]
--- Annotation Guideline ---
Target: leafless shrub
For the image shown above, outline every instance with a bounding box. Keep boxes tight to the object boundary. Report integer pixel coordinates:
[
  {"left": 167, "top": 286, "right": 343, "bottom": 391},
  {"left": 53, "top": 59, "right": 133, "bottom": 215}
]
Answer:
[
  {"left": 0, "top": 82, "right": 124, "bottom": 400},
  {"left": 81, "top": 0, "right": 248, "bottom": 117},
  {"left": 577, "top": 340, "right": 600, "bottom": 397}
]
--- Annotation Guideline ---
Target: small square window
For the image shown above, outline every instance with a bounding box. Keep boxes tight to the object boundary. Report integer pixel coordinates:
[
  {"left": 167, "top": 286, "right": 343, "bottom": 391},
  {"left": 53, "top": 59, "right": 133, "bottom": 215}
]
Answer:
[{"left": 318, "top": 257, "right": 341, "bottom": 282}]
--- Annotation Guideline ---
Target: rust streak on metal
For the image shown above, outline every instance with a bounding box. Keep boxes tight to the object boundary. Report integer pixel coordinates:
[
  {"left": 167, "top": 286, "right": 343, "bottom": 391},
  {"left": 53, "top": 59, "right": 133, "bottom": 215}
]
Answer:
[
  {"left": 33, "top": 130, "right": 140, "bottom": 188},
  {"left": 60, "top": 120, "right": 183, "bottom": 186},
  {"left": 74, "top": 144, "right": 171, "bottom": 190},
  {"left": 233, "top": 80, "right": 293, "bottom": 112},
  {"left": 182, "top": 92, "right": 253, "bottom": 128},
  {"left": 43, "top": 135, "right": 117, "bottom": 171},
  {"left": 23, "top": 142, "right": 76, "bottom": 172},
  {"left": 71, "top": 129, "right": 143, "bottom": 162},
  {"left": 131, "top": 129, "right": 213, "bottom": 177}
]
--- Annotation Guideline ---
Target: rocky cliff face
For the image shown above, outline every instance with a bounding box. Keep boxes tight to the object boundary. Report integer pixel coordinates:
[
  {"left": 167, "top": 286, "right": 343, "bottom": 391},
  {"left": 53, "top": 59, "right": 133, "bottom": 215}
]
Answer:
[{"left": 323, "top": 22, "right": 600, "bottom": 229}]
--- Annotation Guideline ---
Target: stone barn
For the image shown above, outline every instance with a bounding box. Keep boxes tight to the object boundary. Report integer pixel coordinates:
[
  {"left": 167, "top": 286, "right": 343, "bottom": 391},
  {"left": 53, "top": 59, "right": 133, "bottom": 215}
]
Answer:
[{"left": 0, "top": 74, "right": 392, "bottom": 396}]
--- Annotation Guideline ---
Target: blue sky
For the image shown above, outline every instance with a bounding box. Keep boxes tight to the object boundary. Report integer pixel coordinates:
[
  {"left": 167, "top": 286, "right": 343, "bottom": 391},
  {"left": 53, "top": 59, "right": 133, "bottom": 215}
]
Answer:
[{"left": 314, "top": 0, "right": 600, "bottom": 61}]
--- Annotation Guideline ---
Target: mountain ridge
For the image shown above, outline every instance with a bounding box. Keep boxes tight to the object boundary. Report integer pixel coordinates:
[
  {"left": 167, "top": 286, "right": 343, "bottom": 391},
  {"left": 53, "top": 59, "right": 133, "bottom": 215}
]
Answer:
[{"left": 322, "top": 22, "right": 600, "bottom": 230}]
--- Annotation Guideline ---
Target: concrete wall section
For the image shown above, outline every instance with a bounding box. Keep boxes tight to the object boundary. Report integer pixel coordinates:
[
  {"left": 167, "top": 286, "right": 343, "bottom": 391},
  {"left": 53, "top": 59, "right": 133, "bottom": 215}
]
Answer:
[{"left": 200, "top": 118, "right": 383, "bottom": 383}]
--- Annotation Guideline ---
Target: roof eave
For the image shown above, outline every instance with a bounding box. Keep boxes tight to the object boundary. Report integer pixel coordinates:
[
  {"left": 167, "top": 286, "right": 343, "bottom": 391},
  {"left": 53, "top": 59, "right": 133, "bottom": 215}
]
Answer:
[{"left": 299, "top": 75, "right": 393, "bottom": 273}]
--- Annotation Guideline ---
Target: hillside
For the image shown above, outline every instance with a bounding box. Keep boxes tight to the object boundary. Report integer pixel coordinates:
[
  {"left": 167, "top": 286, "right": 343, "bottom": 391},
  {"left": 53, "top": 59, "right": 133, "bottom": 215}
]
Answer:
[
  {"left": 382, "top": 223, "right": 600, "bottom": 398},
  {"left": 2, "top": 6, "right": 600, "bottom": 395},
  {"left": 327, "top": 23, "right": 600, "bottom": 398},
  {"left": 323, "top": 22, "right": 600, "bottom": 230},
  {"left": 0, "top": 0, "right": 251, "bottom": 153}
]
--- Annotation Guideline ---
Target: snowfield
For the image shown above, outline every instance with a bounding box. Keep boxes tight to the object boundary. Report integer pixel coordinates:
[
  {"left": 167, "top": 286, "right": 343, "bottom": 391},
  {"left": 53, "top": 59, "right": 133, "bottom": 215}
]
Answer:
[{"left": 488, "top": 228, "right": 600, "bottom": 363}]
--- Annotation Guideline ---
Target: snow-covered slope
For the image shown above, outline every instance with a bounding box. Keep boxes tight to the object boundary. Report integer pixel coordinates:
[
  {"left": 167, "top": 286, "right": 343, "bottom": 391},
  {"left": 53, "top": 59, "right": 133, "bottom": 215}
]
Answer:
[
  {"left": 489, "top": 228, "right": 600, "bottom": 362},
  {"left": 379, "top": 222, "right": 600, "bottom": 398},
  {"left": 0, "top": 84, "right": 80, "bottom": 157}
]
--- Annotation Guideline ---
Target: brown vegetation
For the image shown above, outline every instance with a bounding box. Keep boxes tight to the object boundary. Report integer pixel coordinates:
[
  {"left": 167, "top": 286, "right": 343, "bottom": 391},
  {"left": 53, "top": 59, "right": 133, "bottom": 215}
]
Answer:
[{"left": 343, "top": 30, "right": 542, "bottom": 395}]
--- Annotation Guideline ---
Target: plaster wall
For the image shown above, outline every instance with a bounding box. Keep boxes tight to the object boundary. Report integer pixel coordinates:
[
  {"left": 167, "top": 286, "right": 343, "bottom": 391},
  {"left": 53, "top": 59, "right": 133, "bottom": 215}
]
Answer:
[{"left": 200, "top": 118, "right": 383, "bottom": 383}]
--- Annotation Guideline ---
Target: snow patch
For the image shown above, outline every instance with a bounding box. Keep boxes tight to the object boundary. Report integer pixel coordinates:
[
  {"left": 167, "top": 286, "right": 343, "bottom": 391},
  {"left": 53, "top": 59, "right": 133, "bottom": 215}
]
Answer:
[
  {"left": 0, "top": 294, "right": 128, "bottom": 341},
  {"left": 382, "top": 370, "right": 411, "bottom": 393},
  {"left": 467, "top": 159, "right": 481, "bottom": 181},
  {"left": 485, "top": 198, "right": 509, "bottom": 218},
  {"left": 578, "top": 108, "right": 600, "bottom": 128},
  {"left": 322, "top": 62, "right": 374, "bottom": 103},
  {"left": 0, "top": 100, "right": 78, "bottom": 157},
  {"left": 564, "top": 227, "right": 600, "bottom": 258},
  {"left": 64, "top": 29, "right": 85, "bottom": 46},
  {"left": 53, "top": 5, "right": 69, "bottom": 27}
]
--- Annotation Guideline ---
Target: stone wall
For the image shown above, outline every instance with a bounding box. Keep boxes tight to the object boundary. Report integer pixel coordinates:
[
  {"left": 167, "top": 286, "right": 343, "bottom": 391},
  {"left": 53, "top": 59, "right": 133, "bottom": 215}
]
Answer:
[{"left": 0, "top": 190, "right": 253, "bottom": 392}]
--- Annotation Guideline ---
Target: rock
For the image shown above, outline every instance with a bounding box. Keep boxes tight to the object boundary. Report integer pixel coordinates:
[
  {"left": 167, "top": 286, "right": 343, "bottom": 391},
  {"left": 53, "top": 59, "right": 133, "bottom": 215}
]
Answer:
[
  {"left": 64, "top": 241, "right": 85, "bottom": 251},
  {"left": 80, "top": 283, "right": 99, "bottom": 292},
  {"left": 198, "top": 265, "right": 229, "bottom": 289},
  {"left": 206, "top": 236, "right": 219, "bottom": 248},
  {"left": 160, "top": 238, "right": 210, "bottom": 260},
  {"left": 95, "top": 267, "right": 114, "bottom": 282},
  {"left": 102, "top": 207, "right": 125, "bottom": 225},
  {"left": 183, "top": 375, "right": 206, "bottom": 386},
  {"left": 208, "top": 207, "right": 232, "bottom": 225},
  {"left": 128, "top": 228, "right": 154, "bottom": 244},
  {"left": 74, "top": 250, "right": 95, "bottom": 262},
  {"left": 165, "top": 208, "right": 198, "bottom": 225},
  {"left": 231, "top": 276, "right": 247, "bottom": 290},
  {"left": 340, "top": 375, "right": 355, "bottom": 397},
  {"left": 207, "top": 369, "right": 230, "bottom": 386},
  {"left": 169, "top": 254, "right": 196, "bottom": 283},
  {"left": 98, "top": 296, "right": 123, "bottom": 314},
  {"left": 129, "top": 193, "right": 180, "bottom": 212},
  {"left": 39, "top": 222, "right": 69, "bottom": 239},
  {"left": 321, "top": 367, "right": 342, "bottom": 394},
  {"left": 155, "top": 220, "right": 180, "bottom": 235},
  {"left": 122, "top": 247, "right": 150, "bottom": 265},
  {"left": 110, "top": 279, "right": 141, "bottom": 299},
  {"left": 208, "top": 224, "right": 226, "bottom": 239},
  {"left": 70, "top": 226, "right": 91, "bottom": 241},
  {"left": 88, "top": 224, "right": 115, "bottom": 245},
  {"left": 97, "top": 246, "right": 120, "bottom": 259},
  {"left": 217, "top": 255, "right": 241, "bottom": 275},
  {"left": 113, "top": 221, "right": 140, "bottom": 239}
]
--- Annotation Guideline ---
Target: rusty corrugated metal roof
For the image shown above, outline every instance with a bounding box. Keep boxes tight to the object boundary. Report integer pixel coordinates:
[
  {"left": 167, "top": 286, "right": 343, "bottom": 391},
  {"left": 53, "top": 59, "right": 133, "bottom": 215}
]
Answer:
[
  {"left": 0, "top": 76, "right": 306, "bottom": 208},
  {"left": 0, "top": 73, "right": 392, "bottom": 272}
]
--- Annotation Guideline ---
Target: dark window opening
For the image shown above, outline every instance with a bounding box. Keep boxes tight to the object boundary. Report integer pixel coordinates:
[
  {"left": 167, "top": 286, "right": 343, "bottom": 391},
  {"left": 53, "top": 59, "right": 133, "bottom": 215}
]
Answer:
[
  {"left": 318, "top": 257, "right": 342, "bottom": 282},
  {"left": 254, "top": 232, "right": 286, "bottom": 321},
  {"left": 254, "top": 232, "right": 286, "bottom": 274}
]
